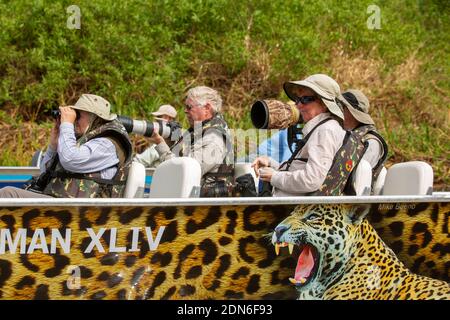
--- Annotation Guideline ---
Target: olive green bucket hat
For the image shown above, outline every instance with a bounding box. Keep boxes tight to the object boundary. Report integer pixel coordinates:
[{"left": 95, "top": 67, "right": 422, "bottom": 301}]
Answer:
[
  {"left": 72, "top": 94, "right": 117, "bottom": 121},
  {"left": 283, "top": 74, "right": 344, "bottom": 120},
  {"left": 338, "top": 89, "right": 375, "bottom": 125}
]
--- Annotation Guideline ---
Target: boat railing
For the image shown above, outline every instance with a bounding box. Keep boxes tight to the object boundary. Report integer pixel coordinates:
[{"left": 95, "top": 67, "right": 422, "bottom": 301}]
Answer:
[{"left": 0, "top": 194, "right": 448, "bottom": 207}]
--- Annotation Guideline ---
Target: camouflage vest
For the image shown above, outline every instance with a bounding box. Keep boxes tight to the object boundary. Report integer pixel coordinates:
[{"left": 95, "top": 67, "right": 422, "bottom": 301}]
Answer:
[
  {"left": 280, "top": 117, "right": 366, "bottom": 196},
  {"left": 171, "top": 114, "right": 235, "bottom": 197},
  {"left": 351, "top": 124, "right": 389, "bottom": 190},
  {"left": 42, "top": 119, "right": 133, "bottom": 198},
  {"left": 311, "top": 129, "right": 366, "bottom": 196}
]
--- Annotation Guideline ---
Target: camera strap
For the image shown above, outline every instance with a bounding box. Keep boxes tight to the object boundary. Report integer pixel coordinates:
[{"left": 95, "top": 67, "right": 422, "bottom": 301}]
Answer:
[
  {"left": 279, "top": 118, "right": 332, "bottom": 171},
  {"left": 24, "top": 154, "right": 60, "bottom": 191}
]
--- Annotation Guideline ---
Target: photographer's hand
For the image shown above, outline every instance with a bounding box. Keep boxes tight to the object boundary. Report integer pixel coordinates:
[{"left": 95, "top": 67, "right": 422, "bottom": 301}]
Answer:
[
  {"left": 148, "top": 131, "right": 164, "bottom": 145},
  {"left": 59, "top": 106, "right": 77, "bottom": 124},
  {"left": 49, "top": 118, "right": 60, "bottom": 150},
  {"left": 259, "top": 167, "right": 275, "bottom": 182},
  {"left": 251, "top": 156, "right": 270, "bottom": 177}
]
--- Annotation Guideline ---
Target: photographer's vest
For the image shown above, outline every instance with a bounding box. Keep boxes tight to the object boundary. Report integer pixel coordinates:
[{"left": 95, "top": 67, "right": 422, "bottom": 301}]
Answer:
[
  {"left": 171, "top": 114, "right": 235, "bottom": 197},
  {"left": 350, "top": 124, "right": 389, "bottom": 191},
  {"left": 279, "top": 117, "right": 366, "bottom": 196},
  {"left": 42, "top": 120, "right": 133, "bottom": 198}
]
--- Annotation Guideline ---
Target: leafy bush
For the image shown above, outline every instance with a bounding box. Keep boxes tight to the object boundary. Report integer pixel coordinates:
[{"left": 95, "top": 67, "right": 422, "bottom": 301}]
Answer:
[{"left": 0, "top": 0, "right": 448, "bottom": 186}]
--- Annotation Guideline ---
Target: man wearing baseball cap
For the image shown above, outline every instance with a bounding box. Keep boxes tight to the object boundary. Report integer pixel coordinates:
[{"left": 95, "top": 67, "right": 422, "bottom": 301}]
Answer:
[
  {"left": 252, "top": 74, "right": 352, "bottom": 196},
  {"left": 151, "top": 104, "right": 177, "bottom": 121},
  {"left": 134, "top": 104, "right": 179, "bottom": 167},
  {"left": 338, "top": 89, "right": 388, "bottom": 186},
  {"left": 0, "top": 94, "right": 132, "bottom": 198}
]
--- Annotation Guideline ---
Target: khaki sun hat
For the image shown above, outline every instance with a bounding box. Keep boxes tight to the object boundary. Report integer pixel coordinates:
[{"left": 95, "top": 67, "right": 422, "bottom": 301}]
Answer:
[
  {"left": 151, "top": 104, "right": 177, "bottom": 119},
  {"left": 338, "top": 89, "right": 375, "bottom": 125},
  {"left": 283, "top": 74, "right": 344, "bottom": 120},
  {"left": 72, "top": 94, "right": 117, "bottom": 121}
]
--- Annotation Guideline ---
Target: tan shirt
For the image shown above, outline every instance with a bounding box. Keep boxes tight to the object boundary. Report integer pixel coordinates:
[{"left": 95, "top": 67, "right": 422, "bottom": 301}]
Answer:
[
  {"left": 155, "top": 129, "right": 227, "bottom": 177},
  {"left": 269, "top": 112, "right": 346, "bottom": 197}
]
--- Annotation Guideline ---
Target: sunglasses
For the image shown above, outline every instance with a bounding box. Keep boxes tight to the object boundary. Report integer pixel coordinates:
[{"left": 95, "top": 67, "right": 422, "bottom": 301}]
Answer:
[
  {"left": 294, "top": 95, "right": 317, "bottom": 105},
  {"left": 185, "top": 101, "right": 204, "bottom": 111}
]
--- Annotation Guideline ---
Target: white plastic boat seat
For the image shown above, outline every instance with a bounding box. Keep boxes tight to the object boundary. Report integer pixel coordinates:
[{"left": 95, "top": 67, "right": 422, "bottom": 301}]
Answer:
[
  {"left": 123, "top": 161, "right": 146, "bottom": 198},
  {"left": 351, "top": 159, "right": 372, "bottom": 196},
  {"left": 234, "top": 162, "right": 259, "bottom": 190},
  {"left": 149, "top": 157, "right": 201, "bottom": 198},
  {"left": 382, "top": 161, "right": 433, "bottom": 195},
  {"left": 373, "top": 166, "right": 387, "bottom": 195}
]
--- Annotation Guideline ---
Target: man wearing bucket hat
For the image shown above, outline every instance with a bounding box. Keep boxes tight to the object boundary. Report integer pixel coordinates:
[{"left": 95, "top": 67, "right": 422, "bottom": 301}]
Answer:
[
  {"left": 134, "top": 104, "right": 179, "bottom": 167},
  {"left": 0, "top": 94, "right": 132, "bottom": 198},
  {"left": 338, "top": 89, "right": 388, "bottom": 186},
  {"left": 252, "top": 74, "right": 364, "bottom": 197}
]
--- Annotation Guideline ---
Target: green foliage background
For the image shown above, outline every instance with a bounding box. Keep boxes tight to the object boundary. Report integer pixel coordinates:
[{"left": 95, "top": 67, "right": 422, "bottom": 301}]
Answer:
[{"left": 0, "top": 0, "right": 448, "bottom": 186}]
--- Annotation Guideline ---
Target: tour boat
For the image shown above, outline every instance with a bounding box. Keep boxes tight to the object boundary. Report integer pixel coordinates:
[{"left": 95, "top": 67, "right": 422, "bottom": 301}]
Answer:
[{"left": 0, "top": 159, "right": 448, "bottom": 300}]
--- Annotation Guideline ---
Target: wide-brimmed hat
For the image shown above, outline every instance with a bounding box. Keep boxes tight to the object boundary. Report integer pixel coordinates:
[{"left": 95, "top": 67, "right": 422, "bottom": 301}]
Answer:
[
  {"left": 151, "top": 104, "right": 177, "bottom": 119},
  {"left": 338, "top": 89, "right": 374, "bottom": 125},
  {"left": 283, "top": 74, "right": 344, "bottom": 120},
  {"left": 72, "top": 94, "right": 117, "bottom": 121}
]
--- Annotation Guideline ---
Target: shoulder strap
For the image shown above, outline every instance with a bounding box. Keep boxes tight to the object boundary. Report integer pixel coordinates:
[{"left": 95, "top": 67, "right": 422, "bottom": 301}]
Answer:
[{"left": 279, "top": 118, "right": 333, "bottom": 171}]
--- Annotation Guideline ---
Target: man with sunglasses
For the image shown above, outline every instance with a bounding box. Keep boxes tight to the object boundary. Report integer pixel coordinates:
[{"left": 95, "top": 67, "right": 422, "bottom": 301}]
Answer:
[
  {"left": 252, "top": 74, "right": 350, "bottom": 197},
  {"left": 149, "top": 86, "right": 234, "bottom": 197},
  {"left": 0, "top": 94, "right": 132, "bottom": 198}
]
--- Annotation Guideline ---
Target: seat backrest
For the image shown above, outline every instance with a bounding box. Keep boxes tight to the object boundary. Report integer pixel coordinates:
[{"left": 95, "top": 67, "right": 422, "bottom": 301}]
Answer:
[
  {"left": 382, "top": 161, "right": 433, "bottom": 195},
  {"left": 149, "top": 157, "right": 201, "bottom": 198},
  {"left": 351, "top": 159, "right": 372, "bottom": 196},
  {"left": 234, "top": 162, "right": 258, "bottom": 190},
  {"left": 30, "top": 150, "right": 44, "bottom": 167},
  {"left": 123, "top": 161, "right": 146, "bottom": 198},
  {"left": 373, "top": 166, "right": 387, "bottom": 195}
]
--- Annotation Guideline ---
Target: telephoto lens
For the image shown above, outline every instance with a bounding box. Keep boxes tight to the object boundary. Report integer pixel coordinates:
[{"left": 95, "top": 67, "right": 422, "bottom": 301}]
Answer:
[
  {"left": 250, "top": 99, "right": 301, "bottom": 129},
  {"left": 117, "top": 115, "right": 182, "bottom": 140}
]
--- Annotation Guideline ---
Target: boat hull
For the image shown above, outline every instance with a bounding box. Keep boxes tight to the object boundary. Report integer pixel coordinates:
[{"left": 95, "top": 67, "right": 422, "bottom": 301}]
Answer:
[{"left": 0, "top": 197, "right": 448, "bottom": 300}]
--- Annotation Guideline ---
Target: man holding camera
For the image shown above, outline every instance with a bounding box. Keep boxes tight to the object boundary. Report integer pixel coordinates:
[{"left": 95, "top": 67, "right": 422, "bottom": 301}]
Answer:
[
  {"left": 252, "top": 74, "right": 348, "bottom": 197},
  {"left": 149, "top": 86, "right": 234, "bottom": 197},
  {"left": 134, "top": 104, "right": 178, "bottom": 167},
  {"left": 0, "top": 94, "right": 132, "bottom": 198}
]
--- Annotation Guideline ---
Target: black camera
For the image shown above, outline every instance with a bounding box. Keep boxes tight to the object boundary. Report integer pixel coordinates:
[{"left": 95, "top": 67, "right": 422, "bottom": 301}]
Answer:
[
  {"left": 51, "top": 109, "right": 61, "bottom": 119},
  {"left": 117, "top": 115, "right": 182, "bottom": 140}
]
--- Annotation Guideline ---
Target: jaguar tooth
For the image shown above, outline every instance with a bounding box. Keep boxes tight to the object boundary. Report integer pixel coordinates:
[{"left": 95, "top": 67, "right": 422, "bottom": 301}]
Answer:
[
  {"left": 275, "top": 243, "right": 280, "bottom": 256},
  {"left": 288, "top": 243, "right": 294, "bottom": 254},
  {"left": 289, "top": 277, "right": 307, "bottom": 285}
]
